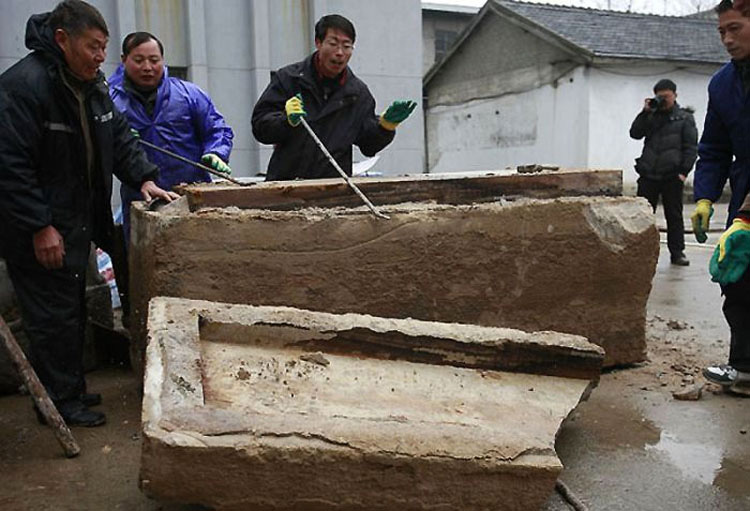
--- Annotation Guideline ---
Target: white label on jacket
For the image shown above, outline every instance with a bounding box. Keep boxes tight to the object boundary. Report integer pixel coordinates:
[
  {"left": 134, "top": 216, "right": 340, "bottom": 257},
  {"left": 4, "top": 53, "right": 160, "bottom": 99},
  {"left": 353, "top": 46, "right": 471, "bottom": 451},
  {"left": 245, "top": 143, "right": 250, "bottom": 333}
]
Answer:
[
  {"left": 95, "top": 111, "right": 114, "bottom": 123},
  {"left": 43, "top": 121, "right": 75, "bottom": 133}
]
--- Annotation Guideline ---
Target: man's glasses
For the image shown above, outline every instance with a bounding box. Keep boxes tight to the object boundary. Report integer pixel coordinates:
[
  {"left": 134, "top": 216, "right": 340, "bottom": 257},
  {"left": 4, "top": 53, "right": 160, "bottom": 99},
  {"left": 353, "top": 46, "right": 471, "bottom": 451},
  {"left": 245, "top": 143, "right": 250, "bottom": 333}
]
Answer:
[{"left": 323, "top": 38, "right": 355, "bottom": 53}]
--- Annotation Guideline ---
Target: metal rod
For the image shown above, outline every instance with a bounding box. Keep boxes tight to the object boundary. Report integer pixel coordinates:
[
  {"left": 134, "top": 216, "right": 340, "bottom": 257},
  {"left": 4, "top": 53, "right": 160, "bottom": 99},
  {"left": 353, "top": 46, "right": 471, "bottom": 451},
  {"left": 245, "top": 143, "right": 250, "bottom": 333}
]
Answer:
[
  {"left": 299, "top": 118, "right": 389, "bottom": 220},
  {"left": 137, "top": 139, "right": 252, "bottom": 187},
  {"left": 0, "top": 314, "right": 80, "bottom": 458}
]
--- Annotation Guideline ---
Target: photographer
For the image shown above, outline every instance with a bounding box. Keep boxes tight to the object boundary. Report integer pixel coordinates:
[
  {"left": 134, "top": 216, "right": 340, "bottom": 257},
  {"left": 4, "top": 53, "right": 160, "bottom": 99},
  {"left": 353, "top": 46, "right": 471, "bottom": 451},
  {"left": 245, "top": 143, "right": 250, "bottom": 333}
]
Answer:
[{"left": 630, "top": 78, "right": 698, "bottom": 266}]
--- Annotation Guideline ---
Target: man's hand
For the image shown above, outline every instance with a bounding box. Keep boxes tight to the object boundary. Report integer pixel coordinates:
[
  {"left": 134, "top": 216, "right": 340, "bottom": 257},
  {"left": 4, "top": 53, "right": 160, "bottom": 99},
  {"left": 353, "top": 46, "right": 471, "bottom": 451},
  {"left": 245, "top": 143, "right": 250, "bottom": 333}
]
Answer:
[
  {"left": 285, "top": 94, "right": 306, "bottom": 127},
  {"left": 709, "top": 217, "right": 750, "bottom": 285},
  {"left": 642, "top": 98, "right": 654, "bottom": 113},
  {"left": 379, "top": 100, "right": 417, "bottom": 131},
  {"left": 140, "top": 180, "right": 179, "bottom": 203},
  {"left": 201, "top": 153, "right": 232, "bottom": 175},
  {"left": 691, "top": 199, "right": 714, "bottom": 243},
  {"left": 33, "top": 225, "right": 65, "bottom": 269}
]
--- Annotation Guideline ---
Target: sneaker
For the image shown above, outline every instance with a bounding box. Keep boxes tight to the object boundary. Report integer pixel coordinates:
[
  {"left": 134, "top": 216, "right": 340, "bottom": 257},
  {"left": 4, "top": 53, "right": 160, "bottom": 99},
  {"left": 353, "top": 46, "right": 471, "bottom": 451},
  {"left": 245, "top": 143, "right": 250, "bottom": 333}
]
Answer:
[
  {"left": 703, "top": 364, "right": 738, "bottom": 386},
  {"left": 670, "top": 253, "right": 690, "bottom": 266}
]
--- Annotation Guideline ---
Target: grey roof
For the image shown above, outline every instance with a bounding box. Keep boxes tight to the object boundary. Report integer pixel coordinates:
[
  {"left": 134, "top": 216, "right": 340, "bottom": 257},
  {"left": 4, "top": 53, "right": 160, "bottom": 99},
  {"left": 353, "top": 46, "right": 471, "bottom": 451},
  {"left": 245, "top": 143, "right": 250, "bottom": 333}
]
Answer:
[{"left": 495, "top": 0, "right": 728, "bottom": 64}]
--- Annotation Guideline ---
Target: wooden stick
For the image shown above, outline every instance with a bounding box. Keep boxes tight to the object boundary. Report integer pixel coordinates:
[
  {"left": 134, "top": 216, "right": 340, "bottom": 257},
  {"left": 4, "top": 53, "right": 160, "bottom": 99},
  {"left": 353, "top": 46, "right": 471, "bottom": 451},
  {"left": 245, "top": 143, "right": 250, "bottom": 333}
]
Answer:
[{"left": 0, "top": 314, "right": 80, "bottom": 458}]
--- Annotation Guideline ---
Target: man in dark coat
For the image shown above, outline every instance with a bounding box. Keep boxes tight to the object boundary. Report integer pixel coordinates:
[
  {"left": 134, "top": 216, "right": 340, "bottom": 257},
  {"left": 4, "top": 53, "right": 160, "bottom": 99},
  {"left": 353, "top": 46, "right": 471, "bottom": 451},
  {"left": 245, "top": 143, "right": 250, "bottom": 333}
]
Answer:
[
  {"left": 630, "top": 78, "right": 698, "bottom": 266},
  {"left": 691, "top": 0, "right": 750, "bottom": 396},
  {"left": 0, "top": 0, "right": 177, "bottom": 426},
  {"left": 252, "top": 14, "right": 416, "bottom": 181}
]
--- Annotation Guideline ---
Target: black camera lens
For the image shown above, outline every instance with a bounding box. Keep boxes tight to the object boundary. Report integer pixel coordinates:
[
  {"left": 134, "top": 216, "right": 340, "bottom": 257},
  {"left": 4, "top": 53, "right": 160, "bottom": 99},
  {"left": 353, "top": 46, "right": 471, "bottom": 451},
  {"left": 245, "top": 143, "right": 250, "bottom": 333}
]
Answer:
[{"left": 648, "top": 96, "right": 665, "bottom": 109}]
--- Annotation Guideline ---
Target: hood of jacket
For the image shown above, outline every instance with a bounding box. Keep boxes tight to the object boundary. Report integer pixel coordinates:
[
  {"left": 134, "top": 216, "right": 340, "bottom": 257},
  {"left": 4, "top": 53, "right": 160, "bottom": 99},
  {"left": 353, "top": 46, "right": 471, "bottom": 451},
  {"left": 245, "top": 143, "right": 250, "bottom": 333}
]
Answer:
[{"left": 25, "top": 12, "right": 66, "bottom": 66}]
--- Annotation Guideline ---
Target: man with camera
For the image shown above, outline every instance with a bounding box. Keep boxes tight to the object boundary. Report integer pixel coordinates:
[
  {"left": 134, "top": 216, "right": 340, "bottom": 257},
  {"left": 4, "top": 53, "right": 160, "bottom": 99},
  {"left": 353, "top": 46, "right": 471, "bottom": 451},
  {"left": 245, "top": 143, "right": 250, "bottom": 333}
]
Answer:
[{"left": 630, "top": 78, "right": 698, "bottom": 266}]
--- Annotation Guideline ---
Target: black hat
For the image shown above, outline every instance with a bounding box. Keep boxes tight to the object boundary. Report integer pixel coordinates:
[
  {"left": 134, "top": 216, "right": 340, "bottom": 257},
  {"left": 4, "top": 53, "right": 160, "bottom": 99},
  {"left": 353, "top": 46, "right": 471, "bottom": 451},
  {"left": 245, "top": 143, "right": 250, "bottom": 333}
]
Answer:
[{"left": 653, "top": 78, "right": 677, "bottom": 93}]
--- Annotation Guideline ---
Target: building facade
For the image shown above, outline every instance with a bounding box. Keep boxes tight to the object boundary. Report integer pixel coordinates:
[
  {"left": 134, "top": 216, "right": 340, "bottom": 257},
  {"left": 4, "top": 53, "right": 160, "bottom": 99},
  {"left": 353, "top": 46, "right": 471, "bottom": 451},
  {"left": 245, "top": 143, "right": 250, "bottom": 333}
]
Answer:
[
  {"left": 1, "top": 0, "right": 425, "bottom": 185},
  {"left": 424, "top": 0, "right": 727, "bottom": 191}
]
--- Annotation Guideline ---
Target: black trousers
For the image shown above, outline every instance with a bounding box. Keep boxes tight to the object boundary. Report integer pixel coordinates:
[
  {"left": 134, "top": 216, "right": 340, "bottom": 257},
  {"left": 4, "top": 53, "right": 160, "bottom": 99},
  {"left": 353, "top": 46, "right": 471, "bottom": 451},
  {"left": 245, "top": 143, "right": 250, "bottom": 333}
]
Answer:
[
  {"left": 637, "top": 175, "right": 685, "bottom": 257},
  {"left": 723, "top": 267, "right": 750, "bottom": 372},
  {"left": 6, "top": 261, "right": 88, "bottom": 402}
]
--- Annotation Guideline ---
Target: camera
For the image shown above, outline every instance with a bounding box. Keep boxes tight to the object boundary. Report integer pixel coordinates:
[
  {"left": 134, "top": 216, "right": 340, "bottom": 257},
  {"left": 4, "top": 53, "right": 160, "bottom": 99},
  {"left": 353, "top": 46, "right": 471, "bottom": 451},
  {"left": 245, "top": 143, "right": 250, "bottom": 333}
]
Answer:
[{"left": 648, "top": 96, "right": 665, "bottom": 110}]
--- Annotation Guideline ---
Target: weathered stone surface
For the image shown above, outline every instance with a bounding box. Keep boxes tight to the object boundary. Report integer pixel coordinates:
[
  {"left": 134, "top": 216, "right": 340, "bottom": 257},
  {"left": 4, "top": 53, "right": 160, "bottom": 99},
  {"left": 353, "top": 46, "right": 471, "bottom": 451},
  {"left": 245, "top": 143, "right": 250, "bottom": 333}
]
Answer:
[
  {"left": 131, "top": 196, "right": 658, "bottom": 367},
  {"left": 141, "top": 297, "right": 603, "bottom": 510},
  {"left": 179, "top": 169, "right": 623, "bottom": 211}
]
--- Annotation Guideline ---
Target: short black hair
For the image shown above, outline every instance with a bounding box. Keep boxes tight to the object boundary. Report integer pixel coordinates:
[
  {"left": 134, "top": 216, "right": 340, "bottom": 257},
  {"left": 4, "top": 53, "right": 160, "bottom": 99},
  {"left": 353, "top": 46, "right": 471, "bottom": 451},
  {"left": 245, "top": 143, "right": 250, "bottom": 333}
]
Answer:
[
  {"left": 654, "top": 78, "right": 677, "bottom": 93},
  {"left": 314, "top": 14, "right": 356, "bottom": 43},
  {"left": 49, "top": 0, "right": 108, "bottom": 37},
  {"left": 715, "top": 0, "right": 735, "bottom": 14},
  {"left": 122, "top": 32, "right": 164, "bottom": 57}
]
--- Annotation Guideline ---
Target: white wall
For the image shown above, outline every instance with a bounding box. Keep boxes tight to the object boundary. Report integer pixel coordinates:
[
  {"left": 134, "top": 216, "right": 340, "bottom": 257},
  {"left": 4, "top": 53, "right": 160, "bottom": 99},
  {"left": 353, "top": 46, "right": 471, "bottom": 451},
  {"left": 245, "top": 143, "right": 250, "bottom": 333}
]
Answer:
[
  {"left": 587, "top": 62, "right": 721, "bottom": 193},
  {"left": 427, "top": 65, "right": 589, "bottom": 173}
]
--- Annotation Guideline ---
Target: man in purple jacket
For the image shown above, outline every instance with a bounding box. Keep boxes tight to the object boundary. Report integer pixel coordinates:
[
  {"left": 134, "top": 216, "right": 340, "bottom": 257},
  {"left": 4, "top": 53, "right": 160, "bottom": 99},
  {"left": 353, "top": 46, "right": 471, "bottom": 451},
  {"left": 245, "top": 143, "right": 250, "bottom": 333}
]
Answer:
[{"left": 109, "top": 31, "right": 234, "bottom": 245}]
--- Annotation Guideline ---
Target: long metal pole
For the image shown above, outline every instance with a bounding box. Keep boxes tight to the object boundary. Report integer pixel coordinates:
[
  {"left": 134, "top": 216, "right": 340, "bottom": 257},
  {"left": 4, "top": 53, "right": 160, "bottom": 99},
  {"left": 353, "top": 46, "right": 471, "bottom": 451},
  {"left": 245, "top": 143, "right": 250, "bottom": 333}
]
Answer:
[
  {"left": 137, "top": 139, "right": 253, "bottom": 187},
  {"left": 299, "top": 118, "right": 389, "bottom": 220}
]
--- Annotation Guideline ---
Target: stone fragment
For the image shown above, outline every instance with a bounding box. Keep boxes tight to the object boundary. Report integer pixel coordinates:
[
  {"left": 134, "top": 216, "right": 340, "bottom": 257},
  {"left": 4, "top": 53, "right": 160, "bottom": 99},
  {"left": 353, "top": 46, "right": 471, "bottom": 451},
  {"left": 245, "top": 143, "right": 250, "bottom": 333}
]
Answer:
[
  {"left": 140, "top": 297, "right": 604, "bottom": 511},
  {"left": 672, "top": 383, "right": 704, "bottom": 401}
]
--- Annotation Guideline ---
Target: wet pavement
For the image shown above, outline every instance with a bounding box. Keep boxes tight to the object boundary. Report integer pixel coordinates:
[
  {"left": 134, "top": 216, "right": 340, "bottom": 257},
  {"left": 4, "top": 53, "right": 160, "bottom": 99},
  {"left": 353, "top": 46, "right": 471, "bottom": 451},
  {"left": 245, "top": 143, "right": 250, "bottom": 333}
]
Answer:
[{"left": 544, "top": 210, "right": 750, "bottom": 510}]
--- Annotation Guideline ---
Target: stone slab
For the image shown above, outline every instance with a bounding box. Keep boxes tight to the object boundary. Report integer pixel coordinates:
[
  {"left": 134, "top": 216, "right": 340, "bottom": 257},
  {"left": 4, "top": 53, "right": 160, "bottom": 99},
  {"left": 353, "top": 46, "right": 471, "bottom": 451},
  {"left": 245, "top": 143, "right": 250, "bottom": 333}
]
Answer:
[
  {"left": 130, "top": 196, "right": 658, "bottom": 368},
  {"left": 179, "top": 169, "right": 622, "bottom": 211},
  {"left": 140, "top": 297, "right": 603, "bottom": 510}
]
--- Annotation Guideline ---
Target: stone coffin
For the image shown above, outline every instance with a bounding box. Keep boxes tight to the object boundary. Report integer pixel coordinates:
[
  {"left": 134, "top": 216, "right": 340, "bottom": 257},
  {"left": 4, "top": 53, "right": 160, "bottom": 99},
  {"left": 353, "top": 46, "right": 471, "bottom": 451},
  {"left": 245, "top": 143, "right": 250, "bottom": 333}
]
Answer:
[
  {"left": 130, "top": 176, "right": 658, "bottom": 367},
  {"left": 141, "top": 297, "right": 604, "bottom": 510}
]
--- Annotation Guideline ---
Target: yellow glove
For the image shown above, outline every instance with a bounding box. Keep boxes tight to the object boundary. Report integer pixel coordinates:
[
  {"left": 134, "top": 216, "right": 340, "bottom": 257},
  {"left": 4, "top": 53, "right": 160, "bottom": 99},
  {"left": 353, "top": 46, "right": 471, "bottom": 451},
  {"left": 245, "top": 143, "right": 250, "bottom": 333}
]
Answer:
[
  {"left": 285, "top": 94, "right": 306, "bottom": 127},
  {"left": 690, "top": 199, "right": 713, "bottom": 243},
  {"left": 201, "top": 153, "right": 232, "bottom": 175}
]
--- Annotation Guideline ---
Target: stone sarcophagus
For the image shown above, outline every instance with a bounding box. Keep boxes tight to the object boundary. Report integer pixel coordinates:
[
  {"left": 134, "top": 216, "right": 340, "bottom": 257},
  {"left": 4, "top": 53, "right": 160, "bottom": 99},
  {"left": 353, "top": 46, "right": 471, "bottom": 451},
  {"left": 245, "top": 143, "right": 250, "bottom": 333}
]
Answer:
[
  {"left": 140, "top": 297, "right": 604, "bottom": 510},
  {"left": 129, "top": 170, "right": 657, "bottom": 367}
]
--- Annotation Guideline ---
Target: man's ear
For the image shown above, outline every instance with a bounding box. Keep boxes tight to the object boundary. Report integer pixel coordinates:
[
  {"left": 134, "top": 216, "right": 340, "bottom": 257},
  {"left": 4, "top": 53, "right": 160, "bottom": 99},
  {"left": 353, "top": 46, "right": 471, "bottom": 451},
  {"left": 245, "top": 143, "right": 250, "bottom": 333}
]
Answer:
[
  {"left": 121, "top": 54, "right": 127, "bottom": 64},
  {"left": 54, "top": 28, "right": 68, "bottom": 53}
]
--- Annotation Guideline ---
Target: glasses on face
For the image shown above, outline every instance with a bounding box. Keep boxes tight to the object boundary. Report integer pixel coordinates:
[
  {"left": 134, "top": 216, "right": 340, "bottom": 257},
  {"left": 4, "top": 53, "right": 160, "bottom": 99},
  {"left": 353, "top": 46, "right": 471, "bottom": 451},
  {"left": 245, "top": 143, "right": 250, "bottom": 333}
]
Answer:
[{"left": 323, "top": 38, "right": 355, "bottom": 53}]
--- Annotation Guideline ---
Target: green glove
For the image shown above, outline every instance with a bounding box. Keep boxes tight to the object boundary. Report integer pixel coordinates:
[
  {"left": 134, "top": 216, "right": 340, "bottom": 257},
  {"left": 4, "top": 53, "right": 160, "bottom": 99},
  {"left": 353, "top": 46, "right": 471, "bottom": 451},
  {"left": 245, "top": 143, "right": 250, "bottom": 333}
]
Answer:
[
  {"left": 285, "top": 93, "right": 306, "bottom": 127},
  {"left": 201, "top": 153, "right": 232, "bottom": 175},
  {"left": 709, "top": 217, "right": 750, "bottom": 285},
  {"left": 379, "top": 100, "right": 417, "bottom": 131},
  {"left": 130, "top": 128, "right": 140, "bottom": 138},
  {"left": 690, "top": 199, "right": 714, "bottom": 243}
]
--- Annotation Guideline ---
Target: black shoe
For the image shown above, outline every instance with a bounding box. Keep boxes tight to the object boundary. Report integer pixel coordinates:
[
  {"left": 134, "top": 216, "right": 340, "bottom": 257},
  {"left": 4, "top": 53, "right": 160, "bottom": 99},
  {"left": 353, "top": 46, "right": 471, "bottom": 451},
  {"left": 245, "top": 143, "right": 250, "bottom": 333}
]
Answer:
[
  {"left": 35, "top": 399, "right": 106, "bottom": 427},
  {"left": 80, "top": 393, "right": 102, "bottom": 407},
  {"left": 670, "top": 253, "right": 689, "bottom": 266}
]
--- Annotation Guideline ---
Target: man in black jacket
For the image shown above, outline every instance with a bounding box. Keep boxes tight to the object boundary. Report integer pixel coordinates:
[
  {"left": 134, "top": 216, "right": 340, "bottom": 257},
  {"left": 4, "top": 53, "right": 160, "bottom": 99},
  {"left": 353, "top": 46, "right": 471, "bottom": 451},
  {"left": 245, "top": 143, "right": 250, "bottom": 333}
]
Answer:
[
  {"left": 630, "top": 78, "right": 698, "bottom": 266},
  {"left": 252, "top": 14, "right": 416, "bottom": 181},
  {"left": 0, "top": 0, "right": 177, "bottom": 426}
]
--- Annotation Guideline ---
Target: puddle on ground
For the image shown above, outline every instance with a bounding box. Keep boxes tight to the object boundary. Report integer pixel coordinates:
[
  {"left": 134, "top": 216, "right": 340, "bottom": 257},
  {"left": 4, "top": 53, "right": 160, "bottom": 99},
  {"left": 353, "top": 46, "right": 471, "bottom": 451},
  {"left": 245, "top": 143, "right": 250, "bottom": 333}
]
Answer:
[
  {"left": 646, "top": 431, "right": 723, "bottom": 485},
  {"left": 563, "top": 377, "right": 750, "bottom": 500}
]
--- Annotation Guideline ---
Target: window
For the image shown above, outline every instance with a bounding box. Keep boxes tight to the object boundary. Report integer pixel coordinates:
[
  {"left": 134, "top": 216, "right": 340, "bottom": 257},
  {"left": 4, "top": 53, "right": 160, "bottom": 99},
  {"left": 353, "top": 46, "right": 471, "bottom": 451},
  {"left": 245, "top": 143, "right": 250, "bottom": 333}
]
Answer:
[{"left": 435, "top": 29, "right": 459, "bottom": 62}]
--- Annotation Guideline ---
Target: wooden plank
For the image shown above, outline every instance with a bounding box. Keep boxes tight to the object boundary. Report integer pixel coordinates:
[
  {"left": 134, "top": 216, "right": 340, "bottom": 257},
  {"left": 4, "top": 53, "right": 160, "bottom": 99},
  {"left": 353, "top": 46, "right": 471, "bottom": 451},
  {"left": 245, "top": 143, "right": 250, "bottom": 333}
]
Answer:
[{"left": 179, "top": 169, "right": 622, "bottom": 211}]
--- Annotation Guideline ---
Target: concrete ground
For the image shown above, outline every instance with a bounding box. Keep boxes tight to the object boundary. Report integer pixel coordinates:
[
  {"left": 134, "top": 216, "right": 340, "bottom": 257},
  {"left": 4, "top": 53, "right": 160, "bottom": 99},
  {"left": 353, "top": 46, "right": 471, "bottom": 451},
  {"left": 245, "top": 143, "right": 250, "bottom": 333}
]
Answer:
[
  {"left": 544, "top": 204, "right": 750, "bottom": 510},
  {"left": 0, "top": 204, "right": 748, "bottom": 510}
]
